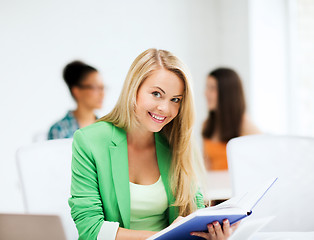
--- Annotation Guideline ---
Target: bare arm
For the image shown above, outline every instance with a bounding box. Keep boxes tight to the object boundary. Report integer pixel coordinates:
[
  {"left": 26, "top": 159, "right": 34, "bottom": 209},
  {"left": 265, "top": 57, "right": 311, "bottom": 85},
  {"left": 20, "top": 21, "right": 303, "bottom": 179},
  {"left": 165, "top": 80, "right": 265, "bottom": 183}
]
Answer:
[
  {"left": 115, "top": 216, "right": 186, "bottom": 240},
  {"left": 116, "top": 227, "right": 157, "bottom": 240},
  {"left": 241, "top": 114, "right": 261, "bottom": 136}
]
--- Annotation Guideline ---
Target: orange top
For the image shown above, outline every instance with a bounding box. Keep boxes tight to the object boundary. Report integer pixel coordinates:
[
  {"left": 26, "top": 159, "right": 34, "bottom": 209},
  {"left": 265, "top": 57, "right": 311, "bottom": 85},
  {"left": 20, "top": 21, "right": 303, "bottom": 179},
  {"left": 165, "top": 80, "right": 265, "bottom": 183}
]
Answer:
[{"left": 203, "top": 139, "right": 228, "bottom": 170}]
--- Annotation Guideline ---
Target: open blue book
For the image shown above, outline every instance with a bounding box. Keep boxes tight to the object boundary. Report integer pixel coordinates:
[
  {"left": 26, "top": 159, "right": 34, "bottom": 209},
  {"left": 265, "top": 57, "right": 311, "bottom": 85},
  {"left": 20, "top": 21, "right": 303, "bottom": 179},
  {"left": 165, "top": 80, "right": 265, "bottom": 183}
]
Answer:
[{"left": 147, "top": 178, "right": 278, "bottom": 240}]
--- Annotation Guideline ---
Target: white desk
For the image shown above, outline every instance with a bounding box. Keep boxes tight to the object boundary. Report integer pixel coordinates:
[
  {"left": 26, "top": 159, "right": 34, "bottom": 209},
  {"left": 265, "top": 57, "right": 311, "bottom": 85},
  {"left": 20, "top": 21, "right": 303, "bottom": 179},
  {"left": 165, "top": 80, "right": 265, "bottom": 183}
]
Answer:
[
  {"left": 251, "top": 232, "right": 314, "bottom": 240},
  {"left": 205, "top": 170, "right": 232, "bottom": 202},
  {"left": 229, "top": 216, "right": 314, "bottom": 240}
]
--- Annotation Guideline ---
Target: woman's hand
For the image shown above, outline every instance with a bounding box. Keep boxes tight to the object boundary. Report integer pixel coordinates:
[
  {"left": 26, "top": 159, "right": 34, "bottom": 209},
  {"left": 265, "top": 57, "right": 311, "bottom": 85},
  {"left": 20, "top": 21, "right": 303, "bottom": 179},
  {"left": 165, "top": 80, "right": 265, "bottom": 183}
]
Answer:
[
  {"left": 190, "top": 219, "right": 240, "bottom": 240},
  {"left": 171, "top": 216, "right": 185, "bottom": 225}
]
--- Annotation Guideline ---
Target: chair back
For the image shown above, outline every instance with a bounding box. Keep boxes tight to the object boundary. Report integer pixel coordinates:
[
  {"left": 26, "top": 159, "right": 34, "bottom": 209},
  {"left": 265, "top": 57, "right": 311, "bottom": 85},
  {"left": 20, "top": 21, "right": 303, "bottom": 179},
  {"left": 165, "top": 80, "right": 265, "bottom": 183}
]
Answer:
[
  {"left": 16, "top": 138, "right": 77, "bottom": 240},
  {"left": 227, "top": 134, "right": 314, "bottom": 231}
]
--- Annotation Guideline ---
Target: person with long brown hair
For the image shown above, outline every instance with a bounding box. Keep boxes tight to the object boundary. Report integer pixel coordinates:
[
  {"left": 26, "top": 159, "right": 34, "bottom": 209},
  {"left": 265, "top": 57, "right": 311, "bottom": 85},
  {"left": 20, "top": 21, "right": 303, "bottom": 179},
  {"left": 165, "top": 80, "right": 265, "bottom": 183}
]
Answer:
[
  {"left": 203, "top": 68, "right": 260, "bottom": 171},
  {"left": 69, "top": 50, "right": 239, "bottom": 240}
]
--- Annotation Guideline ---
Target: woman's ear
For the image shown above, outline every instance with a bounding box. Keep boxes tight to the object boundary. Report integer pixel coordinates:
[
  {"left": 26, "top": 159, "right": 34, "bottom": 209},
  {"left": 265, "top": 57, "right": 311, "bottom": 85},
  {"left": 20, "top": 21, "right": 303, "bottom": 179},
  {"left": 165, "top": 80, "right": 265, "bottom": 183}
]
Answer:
[{"left": 71, "top": 86, "right": 80, "bottom": 101}]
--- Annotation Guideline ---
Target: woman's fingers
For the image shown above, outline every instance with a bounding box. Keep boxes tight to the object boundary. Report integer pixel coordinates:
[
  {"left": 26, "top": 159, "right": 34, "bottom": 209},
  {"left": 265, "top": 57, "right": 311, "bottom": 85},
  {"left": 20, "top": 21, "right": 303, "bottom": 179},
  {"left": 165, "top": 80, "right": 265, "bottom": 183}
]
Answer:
[
  {"left": 213, "top": 221, "right": 224, "bottom": 239},
  {"left": 207, "top": 223, "right": 216, "bottom": 238},
  {"left": 222, "top": 219, "right": 231, "bottom": 237},
  {"left": 230, "top": 221, "right": 241, "bottom": 232},
  {"left": 190, "top": 231, "right": 210, "bottom": 239}
]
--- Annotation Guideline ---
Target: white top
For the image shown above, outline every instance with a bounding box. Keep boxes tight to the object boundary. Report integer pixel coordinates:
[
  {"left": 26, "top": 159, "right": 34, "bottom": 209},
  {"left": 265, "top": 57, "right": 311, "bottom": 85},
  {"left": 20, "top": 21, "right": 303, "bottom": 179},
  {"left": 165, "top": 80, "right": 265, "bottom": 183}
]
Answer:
[
  {"left": 129, "top": 176, "right": 168, "bottom": 231},
  {"left": 97, "top": 176, "right": 168, "bottom": 240}
]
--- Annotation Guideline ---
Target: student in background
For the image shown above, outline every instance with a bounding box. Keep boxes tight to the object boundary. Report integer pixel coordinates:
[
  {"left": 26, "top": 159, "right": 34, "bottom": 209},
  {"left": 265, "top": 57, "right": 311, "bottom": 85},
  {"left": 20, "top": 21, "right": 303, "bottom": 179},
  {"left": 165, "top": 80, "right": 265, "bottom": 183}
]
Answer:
[
  {"left": 203, "top": 68, "right": 260, "bottom": 171},
  {"left": 69, "top": 49, "right": 239, "bottom": 240},
  {"left": 48, "top": 61, "right": 105, "bottom": 140}
]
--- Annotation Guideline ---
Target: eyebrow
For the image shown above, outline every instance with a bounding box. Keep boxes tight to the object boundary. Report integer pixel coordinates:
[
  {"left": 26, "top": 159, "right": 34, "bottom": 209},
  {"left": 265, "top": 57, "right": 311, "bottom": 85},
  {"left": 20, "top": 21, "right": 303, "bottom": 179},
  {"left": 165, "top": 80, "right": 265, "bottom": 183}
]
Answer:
[{"left": 152, "top": 86, "right": 183, "bottom": 97}]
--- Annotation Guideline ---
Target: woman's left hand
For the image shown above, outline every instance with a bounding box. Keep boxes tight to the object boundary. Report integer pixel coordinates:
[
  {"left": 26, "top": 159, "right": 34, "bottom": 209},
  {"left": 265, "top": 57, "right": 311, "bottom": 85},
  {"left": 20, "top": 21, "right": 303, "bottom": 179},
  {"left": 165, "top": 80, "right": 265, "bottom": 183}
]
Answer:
[{"left": 190, "top": 219, "right": 240, "bottom": 240}]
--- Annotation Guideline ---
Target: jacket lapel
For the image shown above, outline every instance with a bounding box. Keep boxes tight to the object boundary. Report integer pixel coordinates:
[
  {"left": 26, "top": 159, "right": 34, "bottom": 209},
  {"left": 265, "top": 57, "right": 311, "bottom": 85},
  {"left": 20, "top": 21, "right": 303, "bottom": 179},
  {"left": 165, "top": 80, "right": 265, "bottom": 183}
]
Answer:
[{"left": 109, "top": 126, "right": 130, "bottom": 228}]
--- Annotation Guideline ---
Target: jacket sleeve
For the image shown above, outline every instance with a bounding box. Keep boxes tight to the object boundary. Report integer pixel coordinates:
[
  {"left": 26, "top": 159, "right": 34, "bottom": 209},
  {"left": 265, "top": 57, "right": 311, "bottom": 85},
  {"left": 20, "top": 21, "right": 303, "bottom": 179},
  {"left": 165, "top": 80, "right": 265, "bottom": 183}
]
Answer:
[{"left": 68, "top": 130, "right": 119, "bottom": 240}]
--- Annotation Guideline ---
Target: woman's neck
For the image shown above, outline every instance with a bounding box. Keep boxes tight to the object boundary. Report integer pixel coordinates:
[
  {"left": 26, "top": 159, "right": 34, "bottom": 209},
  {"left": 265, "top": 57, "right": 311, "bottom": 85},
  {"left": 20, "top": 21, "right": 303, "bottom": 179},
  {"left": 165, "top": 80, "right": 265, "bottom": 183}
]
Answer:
[
  {"left": 211, "top": 130, "right": 221, "bottom": 142},
  {"left": 73, "top": 105, "right": 96, "bottom": 128},
  {"left": 127, "top": 128, "right": 155, "bottom": 149}
]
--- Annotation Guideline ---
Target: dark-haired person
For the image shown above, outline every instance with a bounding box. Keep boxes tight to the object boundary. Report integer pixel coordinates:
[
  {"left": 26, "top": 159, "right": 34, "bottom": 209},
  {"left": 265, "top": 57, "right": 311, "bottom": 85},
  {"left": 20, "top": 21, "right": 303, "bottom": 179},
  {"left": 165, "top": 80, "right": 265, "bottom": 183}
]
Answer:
[
  {"left": 202, "top": 68, "right": 260, "bottom": 171},
  {"left": 48, "top": 61, "right": 105, "bottom": 140}
]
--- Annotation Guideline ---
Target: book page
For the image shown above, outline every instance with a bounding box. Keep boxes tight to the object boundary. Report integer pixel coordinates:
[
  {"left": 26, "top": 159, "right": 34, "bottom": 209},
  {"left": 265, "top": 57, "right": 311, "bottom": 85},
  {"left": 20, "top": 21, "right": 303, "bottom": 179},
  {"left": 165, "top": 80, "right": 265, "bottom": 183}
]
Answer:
[
  {"left": 236, "top": 177, "right": 278, "bottom": 211},
  {"left": 209, "top": 194, "right": 246, "bottom": 210},
  {"left": 199, "top": 177, "right": 278, "bottom": 213},
  {"left": 228, "top": 216, "right": 275, "bottom": 240}
]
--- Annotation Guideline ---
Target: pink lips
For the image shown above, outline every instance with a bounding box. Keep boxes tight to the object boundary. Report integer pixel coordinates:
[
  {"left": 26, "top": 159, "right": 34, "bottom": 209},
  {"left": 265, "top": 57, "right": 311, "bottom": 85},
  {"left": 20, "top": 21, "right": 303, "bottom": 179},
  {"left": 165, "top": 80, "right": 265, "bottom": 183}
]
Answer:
[{"left": 148, "top": 112, "right": 166, "bottom": 123}]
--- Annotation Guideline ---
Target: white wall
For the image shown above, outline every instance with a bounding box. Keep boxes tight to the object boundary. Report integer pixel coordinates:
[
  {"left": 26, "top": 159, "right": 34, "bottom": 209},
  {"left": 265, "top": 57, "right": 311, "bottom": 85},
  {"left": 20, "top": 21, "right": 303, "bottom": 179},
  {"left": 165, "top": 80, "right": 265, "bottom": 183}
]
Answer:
[
  {"left": 0, "top": 0, "right": 215, "bottom": 212},
  {"left": 214, "top": 0, "right": 250, "bottom": 92},
  {"left": 249, "top": 0, "right": 289, "bottom": 134},
  {"left": 290, "top": 0, "right": 314, "bottom": 136}
]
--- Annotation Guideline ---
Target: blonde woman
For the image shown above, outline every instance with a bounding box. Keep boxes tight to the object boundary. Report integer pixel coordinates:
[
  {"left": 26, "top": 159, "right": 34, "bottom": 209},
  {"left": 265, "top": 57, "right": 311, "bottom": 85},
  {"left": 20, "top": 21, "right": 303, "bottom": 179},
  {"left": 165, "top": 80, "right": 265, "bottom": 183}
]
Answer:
[{"left": 69, "top": 49, "right": 238, "bottom": 240}]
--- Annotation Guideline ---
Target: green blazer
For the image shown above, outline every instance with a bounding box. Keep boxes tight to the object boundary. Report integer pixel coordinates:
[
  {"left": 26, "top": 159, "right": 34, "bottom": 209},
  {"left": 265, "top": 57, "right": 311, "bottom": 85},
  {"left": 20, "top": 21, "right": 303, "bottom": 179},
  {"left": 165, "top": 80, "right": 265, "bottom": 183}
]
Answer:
[{"left": 68, "top": 121, "right": 204, "bottom": 240}]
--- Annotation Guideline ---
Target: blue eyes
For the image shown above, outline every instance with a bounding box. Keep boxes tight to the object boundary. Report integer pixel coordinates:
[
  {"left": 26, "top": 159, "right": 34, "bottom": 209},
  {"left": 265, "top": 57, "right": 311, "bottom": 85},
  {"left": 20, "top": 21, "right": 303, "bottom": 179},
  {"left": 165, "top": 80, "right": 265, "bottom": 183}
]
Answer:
[
  {"left": 152, "top": 91, "right": 181, "bottom": 103},
  {"left": 152, "top": 91, "right": 161, "bottom": 98},
  {"left": 171, "top": 98, "right": 181, "bottom": 103}
]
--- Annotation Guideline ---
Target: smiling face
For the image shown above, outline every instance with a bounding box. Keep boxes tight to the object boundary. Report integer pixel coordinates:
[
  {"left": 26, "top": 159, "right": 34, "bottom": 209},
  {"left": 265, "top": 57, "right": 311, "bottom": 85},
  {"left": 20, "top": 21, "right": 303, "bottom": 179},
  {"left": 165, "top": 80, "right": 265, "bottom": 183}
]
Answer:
[{"left": 135, "top": 68, "right": 184, "bottom": 133}]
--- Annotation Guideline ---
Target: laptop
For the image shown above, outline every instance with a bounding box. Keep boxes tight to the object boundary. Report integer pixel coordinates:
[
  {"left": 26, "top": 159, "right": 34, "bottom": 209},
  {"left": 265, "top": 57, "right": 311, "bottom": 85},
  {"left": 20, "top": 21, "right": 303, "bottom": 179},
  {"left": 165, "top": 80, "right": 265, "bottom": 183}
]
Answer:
[{"left": 0, "top": 214, "right": 67, "bottom": 240}]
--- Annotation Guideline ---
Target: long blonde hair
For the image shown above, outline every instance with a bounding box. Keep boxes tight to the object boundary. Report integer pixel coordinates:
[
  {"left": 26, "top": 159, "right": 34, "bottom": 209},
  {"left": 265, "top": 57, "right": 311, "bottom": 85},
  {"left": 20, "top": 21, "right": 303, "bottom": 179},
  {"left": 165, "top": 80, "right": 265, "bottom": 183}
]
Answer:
[{"left": 99, "top": 48, "right": 201, "bottom": 216}]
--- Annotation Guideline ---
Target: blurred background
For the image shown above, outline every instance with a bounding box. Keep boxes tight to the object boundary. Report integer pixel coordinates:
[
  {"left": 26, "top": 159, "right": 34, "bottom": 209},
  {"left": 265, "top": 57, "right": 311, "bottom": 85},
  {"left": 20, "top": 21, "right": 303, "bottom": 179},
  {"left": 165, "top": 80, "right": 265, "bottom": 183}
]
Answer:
[{"left": 0, "top": 0, "right": 313, "bottom": 213}]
